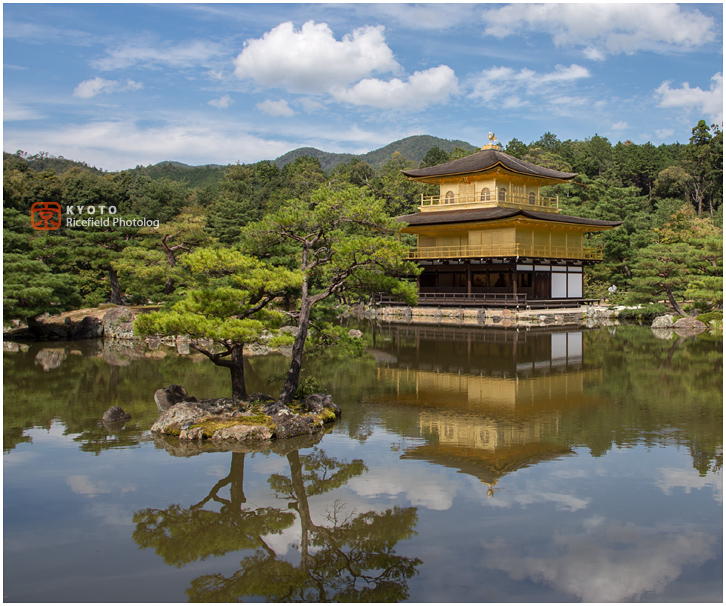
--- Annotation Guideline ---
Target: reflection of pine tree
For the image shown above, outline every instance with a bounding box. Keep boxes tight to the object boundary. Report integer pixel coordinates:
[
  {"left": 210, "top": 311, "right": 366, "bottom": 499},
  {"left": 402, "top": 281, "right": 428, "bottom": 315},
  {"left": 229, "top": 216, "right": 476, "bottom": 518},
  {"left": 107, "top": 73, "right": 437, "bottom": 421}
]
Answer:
[
  {"left": 132, "top": 447, "right": 421, "bottom": 602},
  {"left": 133, "top": 453, "right": 295, "bottom": 568},
  {"left": 187, "top": 447, "right": 421, "bottom": 602}
]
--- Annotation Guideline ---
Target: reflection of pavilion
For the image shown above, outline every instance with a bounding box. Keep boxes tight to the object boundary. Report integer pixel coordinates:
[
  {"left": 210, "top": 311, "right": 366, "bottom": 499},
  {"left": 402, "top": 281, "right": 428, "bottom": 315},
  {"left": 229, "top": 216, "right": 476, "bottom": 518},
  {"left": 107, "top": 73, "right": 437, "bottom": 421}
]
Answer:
[{"left": 369, "top": 325, "right": 602, "bottom": 494}]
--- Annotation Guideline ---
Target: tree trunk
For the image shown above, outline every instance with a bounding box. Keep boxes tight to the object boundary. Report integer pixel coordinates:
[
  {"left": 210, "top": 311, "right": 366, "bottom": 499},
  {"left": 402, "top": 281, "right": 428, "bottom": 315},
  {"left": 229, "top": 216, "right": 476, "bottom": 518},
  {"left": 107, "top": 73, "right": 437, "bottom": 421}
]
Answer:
[
  {"left": 664, "top": 286, "right": 686, "bottom": 316},
  {"left": 229, "top": 452, "right": 247, "bottom": 509},
  {"left": 191, "top": 342, "right": 248, "bottom": 404},
  {"left": 279, "top": 300, "right": 312, "bottom": 404},
  {"left": 229, "top": 345, "right": 247, "bottom": 403},
  {"left": 287, "top": 450, "right": 316, "bottom": 595},
  {"left": 109, "top": 268, "right": 123, "bottom": 305},
  {"left": 161, "top": 237, "right": 177, "bottom": 295}
]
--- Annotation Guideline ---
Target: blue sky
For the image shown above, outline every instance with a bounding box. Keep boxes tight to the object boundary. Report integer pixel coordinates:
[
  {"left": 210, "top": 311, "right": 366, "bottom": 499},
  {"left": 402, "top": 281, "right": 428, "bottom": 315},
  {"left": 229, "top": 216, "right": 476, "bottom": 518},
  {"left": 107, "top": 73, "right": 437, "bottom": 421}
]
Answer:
[{"left": 3, "top": 2, "right": 723, "bottom": 171}]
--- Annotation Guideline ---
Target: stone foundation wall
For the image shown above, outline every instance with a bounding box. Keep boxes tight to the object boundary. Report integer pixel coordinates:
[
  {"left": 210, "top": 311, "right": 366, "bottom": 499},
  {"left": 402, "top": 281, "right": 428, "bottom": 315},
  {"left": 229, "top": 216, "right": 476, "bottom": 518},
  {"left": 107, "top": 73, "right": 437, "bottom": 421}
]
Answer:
[{"left": 373, "top": 305, "right": 618, "bottom": 329}]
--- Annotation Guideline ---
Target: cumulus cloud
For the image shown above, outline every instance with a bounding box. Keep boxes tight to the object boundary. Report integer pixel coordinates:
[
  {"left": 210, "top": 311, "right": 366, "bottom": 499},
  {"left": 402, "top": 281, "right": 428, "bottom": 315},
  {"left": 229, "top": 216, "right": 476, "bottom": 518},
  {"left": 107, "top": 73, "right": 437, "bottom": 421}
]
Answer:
[
  {"left": 208, "top": 94, "right": 233, "bottom": 109},
  {"left": 469, "top": 64, "right": 590, "bottom": 108},
  {"left": 654, "top": 73, "right": 723, "bottom": 125},
  {"left": 233, "top": 21, "right": 400, "bottom": 93},
  {"left": 257, "top": 99, "right": 295, "bottom": 117},
  {"left": 611, "top": 121, "right": 628, "bottom": 131},
  {"left": 330, "top": 65, "right": 458, "bottom": 109},
  {"left": 73, "top": 77, "right": 143, "bottom": 98},
  {"left": 480, "top": 4, "right": 716, "bottom": 58}
]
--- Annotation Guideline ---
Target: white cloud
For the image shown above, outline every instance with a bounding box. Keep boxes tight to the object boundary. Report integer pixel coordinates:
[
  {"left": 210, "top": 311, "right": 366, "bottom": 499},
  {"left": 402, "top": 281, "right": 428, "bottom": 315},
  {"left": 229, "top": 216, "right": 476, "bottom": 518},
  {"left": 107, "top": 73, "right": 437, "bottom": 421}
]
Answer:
[
  {"left": 299, "top": 97, "right": 325, "bottom": 113},
  {"left": 92, "top": 39, "right": 225, "bottom": 71},
  {"left": 257, "top": 99, "right": 295, "bottom": 117},
  {"left": 469, "top": 64, "right": 590, "bottom": 106},
  {"left": 3, "top": 100, "right": 44, "bottom": 121},
  {"left": 3, "top": 118, "right": 294, "bottom": 171},
  {"left": 611, "top": 121, "right": 628, "bottom": 131},
  {"left": 654, "top": 73, "right": 723, "bottom": 125},
  {"left": 655, "top": 128, "right": 675, "bottom": 139},
  {"left": 481, "top": 4, "right": 716, "bottom": 57},
  {"left": 73, "top": 77, "right": 143, "bottom": 98},
  {"left": 208, "top": 94, "right": 233, "bottom": 109},
  {"left": 331, "top": 65, "right": 458, "bottom": 109},
  {"left": 233, "top": 21, "right": 400, "bottom": 93},
  {"left": 370, "top": 4, "right": 478, "bottom": 30}
]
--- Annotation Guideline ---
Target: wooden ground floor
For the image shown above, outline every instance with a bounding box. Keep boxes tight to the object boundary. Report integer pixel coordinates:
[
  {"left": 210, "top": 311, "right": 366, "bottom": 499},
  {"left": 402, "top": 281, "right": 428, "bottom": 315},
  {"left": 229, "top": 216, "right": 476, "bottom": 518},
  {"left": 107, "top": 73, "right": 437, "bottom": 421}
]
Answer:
[{"left": 381, "top": 258, "right": 596, "bottom": 309}]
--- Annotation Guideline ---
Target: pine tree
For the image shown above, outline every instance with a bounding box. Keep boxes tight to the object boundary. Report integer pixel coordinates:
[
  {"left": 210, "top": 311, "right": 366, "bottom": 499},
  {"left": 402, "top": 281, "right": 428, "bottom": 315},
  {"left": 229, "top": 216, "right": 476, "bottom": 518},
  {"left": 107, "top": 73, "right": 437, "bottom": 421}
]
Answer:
[{"left": 134, "top": 248, "right": 301, "bottom": 402}]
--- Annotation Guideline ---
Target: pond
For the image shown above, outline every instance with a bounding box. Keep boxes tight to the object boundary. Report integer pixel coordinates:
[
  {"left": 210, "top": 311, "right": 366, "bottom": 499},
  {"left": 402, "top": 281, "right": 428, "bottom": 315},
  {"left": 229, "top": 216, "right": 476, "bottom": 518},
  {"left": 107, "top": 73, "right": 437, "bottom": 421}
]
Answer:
[{"left": 3, "top": 323, "right": 723, "bottom": 602}]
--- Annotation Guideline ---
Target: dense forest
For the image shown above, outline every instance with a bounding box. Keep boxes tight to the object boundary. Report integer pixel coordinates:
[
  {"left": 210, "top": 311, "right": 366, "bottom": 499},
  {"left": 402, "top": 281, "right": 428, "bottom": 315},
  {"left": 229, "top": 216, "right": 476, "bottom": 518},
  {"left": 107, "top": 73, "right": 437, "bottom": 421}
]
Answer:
[{"left": 3, "top": 120, "right": 723, "bottom": 327}]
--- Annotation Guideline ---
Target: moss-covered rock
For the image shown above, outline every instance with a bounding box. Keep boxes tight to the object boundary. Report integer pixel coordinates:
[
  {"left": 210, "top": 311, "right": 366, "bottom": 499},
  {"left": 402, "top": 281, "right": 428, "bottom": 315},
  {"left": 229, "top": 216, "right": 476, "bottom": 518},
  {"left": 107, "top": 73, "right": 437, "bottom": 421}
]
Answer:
[{"left": 150, "top": 385, "right": 341, "bottom": 443}]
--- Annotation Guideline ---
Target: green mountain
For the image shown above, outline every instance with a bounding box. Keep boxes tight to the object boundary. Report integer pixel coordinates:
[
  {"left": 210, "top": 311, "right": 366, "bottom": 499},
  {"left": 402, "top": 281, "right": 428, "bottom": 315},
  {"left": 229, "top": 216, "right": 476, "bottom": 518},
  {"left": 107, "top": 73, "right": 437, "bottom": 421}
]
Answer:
[
  {"left": 10, "top": 135, "right": 478, "bottom": 186},
  {"left": 274, "top": 135, "right": 477, "bottom": 171}
]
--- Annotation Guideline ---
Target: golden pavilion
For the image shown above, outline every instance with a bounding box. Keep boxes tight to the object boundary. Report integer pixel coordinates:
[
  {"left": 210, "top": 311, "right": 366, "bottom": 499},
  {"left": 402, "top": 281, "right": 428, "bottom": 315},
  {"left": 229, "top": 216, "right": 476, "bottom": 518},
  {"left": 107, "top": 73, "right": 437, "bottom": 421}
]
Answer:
[{"left": 396, "top": 135, "right": 622, "bottom": 308}]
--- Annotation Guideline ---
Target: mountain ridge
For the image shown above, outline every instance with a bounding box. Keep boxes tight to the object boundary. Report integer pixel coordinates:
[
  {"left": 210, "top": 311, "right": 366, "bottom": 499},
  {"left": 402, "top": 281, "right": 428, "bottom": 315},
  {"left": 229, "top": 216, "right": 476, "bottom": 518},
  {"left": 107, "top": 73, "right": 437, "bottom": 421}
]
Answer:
[{"left": 7, "top": 134, "right": 478, "bottom": 184}]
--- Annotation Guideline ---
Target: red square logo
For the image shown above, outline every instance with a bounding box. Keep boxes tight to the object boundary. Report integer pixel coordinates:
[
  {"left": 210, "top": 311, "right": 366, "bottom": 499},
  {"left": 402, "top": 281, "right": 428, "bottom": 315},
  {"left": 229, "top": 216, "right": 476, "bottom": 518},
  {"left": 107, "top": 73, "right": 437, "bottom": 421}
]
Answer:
[{"left": 31, "top": 202, "right": 62, "bottom": 230}]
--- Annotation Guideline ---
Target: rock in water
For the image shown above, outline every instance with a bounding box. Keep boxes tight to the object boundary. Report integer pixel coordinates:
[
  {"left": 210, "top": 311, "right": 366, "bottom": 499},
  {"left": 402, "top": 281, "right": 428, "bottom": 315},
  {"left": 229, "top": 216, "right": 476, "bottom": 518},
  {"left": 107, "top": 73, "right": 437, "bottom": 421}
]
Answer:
[
  {"left": 102, "top": 406, "right": 131, "bottom": 423},
  {"left": 674, "top": 317, "right": 707, "bottom": 336},
  {"left": 154, "top": 384, "right": 198, "bottom": 412},
  {"left": 651, "top": 315, "right": 674, "bottom": 328},
  {"left": 102, "top": 307, "right": 136, "bottom": 340},
  {"left": 71, "top": 316, "right": 104, "bottom": 339}
]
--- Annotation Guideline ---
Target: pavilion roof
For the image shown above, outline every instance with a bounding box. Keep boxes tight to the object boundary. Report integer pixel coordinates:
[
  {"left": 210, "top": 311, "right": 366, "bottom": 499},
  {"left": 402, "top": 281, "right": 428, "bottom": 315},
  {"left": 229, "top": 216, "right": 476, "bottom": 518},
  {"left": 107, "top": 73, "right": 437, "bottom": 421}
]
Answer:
[
  {"left": 401, "top": 148, "right": 578, "bottom": 181},
  {"left": 397, "top": 207, "right": 623, "bottom": 228}
]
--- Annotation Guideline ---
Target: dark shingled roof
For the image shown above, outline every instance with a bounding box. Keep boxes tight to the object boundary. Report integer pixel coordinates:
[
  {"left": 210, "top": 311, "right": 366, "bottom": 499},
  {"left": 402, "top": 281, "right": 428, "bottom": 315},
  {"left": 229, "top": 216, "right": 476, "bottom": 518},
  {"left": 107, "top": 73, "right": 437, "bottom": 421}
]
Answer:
[
  {"left": 397, "top": 207, "right": 623, "bottom": 229},
  {"left": 401, "top": 148, "right": 578, "bottom": 181}
]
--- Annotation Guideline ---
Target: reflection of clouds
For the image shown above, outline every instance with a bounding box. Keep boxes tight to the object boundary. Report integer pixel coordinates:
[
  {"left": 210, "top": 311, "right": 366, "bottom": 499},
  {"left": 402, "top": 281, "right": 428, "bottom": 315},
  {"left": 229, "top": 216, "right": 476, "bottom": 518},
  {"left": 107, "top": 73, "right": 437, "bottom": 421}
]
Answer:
[
  {"left": 479, "top": 475, "right": 590, "bottom": 512},
  {"left": 487, "top": 489, "right": 589, "bottom": 512},
  {"left": 348, "top": 465, "right": 456, "bottom": 510},
  {"left": 483, "top": 521, "right": 717, "bottom": 602},
  {"left": 85, "top": 501, "right": 136, "bottom": 527},
  {"left": 250, "top": 453, "right": 290, "bottom": 475},
  {"left": 262, "top": 521, "right": 302, "bottom": 557},
  {"left": 657, "top": 467, "right": 722, "bottom": 503},
  {"left": 204, "top": 465, "right": 228, "bottom": 478},
  {"left": 66, "top": 475, "right": 136, "bottom": 498}
]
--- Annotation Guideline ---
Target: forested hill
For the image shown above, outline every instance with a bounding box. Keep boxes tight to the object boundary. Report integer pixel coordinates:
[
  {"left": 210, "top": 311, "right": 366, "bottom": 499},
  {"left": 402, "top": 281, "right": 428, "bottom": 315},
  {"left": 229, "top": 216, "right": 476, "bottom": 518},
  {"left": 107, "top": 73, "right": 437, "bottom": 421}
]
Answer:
[
  {"left": 273, "top": 135, "right": 478, "bottom": 171},
  {"left": 9, "top": 134, "right": 477, "bottom": 184}
]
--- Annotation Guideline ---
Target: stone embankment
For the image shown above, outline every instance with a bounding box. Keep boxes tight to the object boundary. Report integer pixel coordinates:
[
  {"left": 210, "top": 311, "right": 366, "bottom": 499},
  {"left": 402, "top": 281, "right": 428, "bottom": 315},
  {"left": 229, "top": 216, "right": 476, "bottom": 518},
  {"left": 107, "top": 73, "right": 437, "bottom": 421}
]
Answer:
[
  {"left": 372, "top": 304, "right": 619, "bottom": 329},
  {"left": 150, "top": 384, "right": 341, "bottom": 444},
  {"left": 4, "top": 306, "right": 293, "bottom": 357}
]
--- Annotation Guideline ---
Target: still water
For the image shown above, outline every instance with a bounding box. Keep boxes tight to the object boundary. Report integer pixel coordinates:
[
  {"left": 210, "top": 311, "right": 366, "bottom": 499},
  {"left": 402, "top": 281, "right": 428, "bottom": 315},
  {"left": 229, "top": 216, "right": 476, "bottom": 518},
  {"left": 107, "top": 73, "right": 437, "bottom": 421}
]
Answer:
[{"left": 3, "top": 324, "right": 723, "bottom": 602}]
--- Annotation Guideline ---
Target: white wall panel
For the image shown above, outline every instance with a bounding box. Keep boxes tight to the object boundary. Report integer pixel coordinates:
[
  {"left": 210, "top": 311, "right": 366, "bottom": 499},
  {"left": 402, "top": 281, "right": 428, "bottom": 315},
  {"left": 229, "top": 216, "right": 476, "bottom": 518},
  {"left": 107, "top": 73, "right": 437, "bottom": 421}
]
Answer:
[
  {"left": 568, "top": 273, "right": 583, "bottom": 298},
  {"left": 552, "top": 273, "right": 567, "bottom": 297}
]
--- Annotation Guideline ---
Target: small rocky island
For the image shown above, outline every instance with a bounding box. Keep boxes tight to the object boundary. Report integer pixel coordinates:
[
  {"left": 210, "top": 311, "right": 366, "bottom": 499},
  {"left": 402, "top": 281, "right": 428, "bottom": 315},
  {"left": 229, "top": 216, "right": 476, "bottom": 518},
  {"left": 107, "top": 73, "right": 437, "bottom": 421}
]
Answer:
[{"left": 151, "top": 385, "right": 341, "bottom": 443}]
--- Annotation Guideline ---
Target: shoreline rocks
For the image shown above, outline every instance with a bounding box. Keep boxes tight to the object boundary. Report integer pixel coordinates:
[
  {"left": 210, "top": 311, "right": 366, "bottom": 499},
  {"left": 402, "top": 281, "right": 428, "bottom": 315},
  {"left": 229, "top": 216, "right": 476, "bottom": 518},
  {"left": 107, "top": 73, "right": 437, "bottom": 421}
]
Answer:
[{"left": 150, "top": 385, "right": 341, "bottom": 444}]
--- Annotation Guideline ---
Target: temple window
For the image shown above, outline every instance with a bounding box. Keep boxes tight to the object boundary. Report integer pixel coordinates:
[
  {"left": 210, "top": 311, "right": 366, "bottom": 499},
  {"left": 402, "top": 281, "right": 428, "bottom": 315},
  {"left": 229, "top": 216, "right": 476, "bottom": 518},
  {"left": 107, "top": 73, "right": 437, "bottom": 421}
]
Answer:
[
  {"left": 481, "top": 187, "right": 491, "bottom": 201},
  {"left": 445, "top": 190, "right": 454, "bottom": 204},
  {"left": 498, "top": 188, "right": 506, "bottom": 202},
  {"left": 529, "top": 192, "right": 536, "bottom": 205}
]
